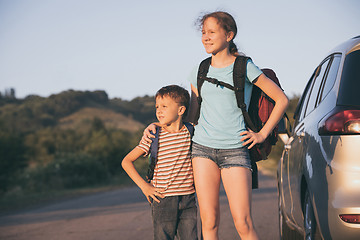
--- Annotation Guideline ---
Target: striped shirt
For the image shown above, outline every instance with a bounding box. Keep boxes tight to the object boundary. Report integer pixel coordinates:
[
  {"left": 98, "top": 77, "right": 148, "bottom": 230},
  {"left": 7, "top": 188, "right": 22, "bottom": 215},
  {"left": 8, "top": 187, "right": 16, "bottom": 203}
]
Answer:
[{"left": 137, "top": 124, "right": 195, "bottom": 197}]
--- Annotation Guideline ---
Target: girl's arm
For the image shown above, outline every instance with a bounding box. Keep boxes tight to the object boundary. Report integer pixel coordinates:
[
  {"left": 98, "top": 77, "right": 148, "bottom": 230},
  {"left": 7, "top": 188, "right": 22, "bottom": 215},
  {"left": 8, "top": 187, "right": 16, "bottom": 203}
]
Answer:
[
  {"left": 141, "top": 123, "right": 160, "bottom": 143},
  {"left": 184, "top": 84, "right": 200, "bottom": 124},
  {"left": 240, "top": 73, "right": 289, "bottom": 149},
  {"left": 121, "top": 147, "right": 164, "bottom": 203}
]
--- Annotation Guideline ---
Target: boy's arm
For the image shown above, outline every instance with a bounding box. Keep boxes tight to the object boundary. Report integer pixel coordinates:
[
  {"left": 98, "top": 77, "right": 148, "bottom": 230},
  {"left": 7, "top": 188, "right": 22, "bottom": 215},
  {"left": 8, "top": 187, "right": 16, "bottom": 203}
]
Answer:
[{"left": 121, "top": 147, "right": 165, "bottom": 203}]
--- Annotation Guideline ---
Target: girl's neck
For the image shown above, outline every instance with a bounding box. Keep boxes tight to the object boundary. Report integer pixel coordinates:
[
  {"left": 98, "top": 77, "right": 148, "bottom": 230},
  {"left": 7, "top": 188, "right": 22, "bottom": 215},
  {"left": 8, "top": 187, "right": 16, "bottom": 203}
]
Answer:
[{"left": 211, "top": 50, "right": 236, "bottom": 68}]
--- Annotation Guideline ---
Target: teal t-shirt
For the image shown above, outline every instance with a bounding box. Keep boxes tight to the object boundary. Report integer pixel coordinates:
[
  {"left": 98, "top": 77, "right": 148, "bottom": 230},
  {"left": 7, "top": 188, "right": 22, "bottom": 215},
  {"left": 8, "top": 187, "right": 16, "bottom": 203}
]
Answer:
[{"left": 188, "top": 59, "right": 262, "bottom": 149}]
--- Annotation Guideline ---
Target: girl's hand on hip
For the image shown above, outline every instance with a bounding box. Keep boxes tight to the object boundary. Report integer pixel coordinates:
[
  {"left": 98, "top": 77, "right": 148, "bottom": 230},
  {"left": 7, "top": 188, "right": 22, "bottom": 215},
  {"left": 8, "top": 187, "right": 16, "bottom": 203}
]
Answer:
[{"left": 240, "top": 129, "right": 266, "bottom": 149}]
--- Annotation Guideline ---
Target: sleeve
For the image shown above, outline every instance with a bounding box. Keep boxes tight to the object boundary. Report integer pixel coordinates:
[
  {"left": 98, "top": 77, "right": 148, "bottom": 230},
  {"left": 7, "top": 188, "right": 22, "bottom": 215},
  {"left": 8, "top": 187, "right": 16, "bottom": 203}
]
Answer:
[
  {"left": 246, "top": 59, "right": 263, "bottom": 83},
  {"left": 136, "top": 139, "right": 151, "bottom": 157},
  {"left": 187, "top": 65, "right": 199, "bottom": 89}
]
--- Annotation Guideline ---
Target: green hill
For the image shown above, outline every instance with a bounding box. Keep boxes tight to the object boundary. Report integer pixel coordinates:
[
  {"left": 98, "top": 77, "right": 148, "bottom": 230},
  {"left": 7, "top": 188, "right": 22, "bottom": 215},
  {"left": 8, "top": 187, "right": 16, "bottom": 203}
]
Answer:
[
  {"left": 59, "top": 107, "right": 145, "bottom": 132},
  {"left": 0, "top": 89, "right": 155, "bottom": 133},
  {"left": 0, "top": 89, "right": 156, "bottom": 196}
]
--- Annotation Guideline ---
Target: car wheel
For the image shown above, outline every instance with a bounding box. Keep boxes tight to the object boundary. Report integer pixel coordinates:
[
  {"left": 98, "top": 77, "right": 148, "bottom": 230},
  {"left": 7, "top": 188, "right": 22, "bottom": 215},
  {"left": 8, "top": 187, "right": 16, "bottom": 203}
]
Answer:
[{"left": 303, "top": 189, "right": 321, "bottom": 240}]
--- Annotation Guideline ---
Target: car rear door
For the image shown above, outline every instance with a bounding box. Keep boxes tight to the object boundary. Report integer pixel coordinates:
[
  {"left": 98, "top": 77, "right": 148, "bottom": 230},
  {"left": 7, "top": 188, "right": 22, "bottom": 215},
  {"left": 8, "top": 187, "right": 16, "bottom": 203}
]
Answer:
[
  {"left": 290, "top": 56, "right": 334, "bottom": 226},
  {"left": 279, "top": 74, "right": 314, "bottom": 226}
]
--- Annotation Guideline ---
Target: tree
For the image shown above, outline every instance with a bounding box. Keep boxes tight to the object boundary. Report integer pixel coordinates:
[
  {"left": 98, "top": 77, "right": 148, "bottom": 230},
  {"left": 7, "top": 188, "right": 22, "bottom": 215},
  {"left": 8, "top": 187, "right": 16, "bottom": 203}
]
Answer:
[{"left": 0, "top": 132, "right": 27, "bottom": 192}]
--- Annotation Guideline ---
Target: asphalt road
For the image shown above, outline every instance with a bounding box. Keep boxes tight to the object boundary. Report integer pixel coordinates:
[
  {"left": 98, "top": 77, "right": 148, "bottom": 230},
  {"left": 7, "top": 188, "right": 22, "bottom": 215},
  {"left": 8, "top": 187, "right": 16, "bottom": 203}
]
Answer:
[{"left": 0, "top": 173, "right": 279, "bottom": 240}]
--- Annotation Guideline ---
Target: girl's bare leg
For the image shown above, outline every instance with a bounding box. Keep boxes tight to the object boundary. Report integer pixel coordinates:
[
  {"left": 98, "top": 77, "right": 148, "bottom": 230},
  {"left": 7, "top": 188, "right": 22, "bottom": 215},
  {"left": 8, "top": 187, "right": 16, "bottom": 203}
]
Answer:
[
  {"left": 221, "top": 167, "right": 259, "bottom": 240},
  {"left": 192, "top": 157, "right": 221, "bottom": 240}
]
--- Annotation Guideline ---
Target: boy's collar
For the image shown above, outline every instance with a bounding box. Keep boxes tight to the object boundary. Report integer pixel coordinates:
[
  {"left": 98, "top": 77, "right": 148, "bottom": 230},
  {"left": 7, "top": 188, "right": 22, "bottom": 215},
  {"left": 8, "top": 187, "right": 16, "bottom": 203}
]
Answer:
[{"left": 161, "top": 122, "right": 184, "bottom": 133}]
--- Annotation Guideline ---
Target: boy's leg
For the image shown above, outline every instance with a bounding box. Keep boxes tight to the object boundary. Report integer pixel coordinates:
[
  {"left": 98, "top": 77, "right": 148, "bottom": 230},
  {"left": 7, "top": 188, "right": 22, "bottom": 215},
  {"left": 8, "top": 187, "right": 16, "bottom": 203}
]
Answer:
[
  {"left": 176, "top": 193, "right": 198, "bottom": 240},
  {"left": 152, "top": 196, "right": 178, "bottom": 240}
]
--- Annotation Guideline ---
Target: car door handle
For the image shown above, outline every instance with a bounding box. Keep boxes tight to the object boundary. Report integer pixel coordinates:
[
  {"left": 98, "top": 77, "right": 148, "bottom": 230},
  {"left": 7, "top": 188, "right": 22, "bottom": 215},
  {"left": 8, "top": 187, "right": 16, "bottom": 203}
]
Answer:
[{"left": 296, "top": 131, "right": 305, "bottom": 138}]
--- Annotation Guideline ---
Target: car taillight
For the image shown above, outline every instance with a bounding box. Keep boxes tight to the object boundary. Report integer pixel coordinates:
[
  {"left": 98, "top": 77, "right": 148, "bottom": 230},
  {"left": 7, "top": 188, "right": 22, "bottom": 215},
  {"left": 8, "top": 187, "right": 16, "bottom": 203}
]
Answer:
[
  {"left": 318, "top": 110, "right": 360, "bottom": 135},
  {"left": 339, "top": 214, "right": 360, "bottom": 224}
]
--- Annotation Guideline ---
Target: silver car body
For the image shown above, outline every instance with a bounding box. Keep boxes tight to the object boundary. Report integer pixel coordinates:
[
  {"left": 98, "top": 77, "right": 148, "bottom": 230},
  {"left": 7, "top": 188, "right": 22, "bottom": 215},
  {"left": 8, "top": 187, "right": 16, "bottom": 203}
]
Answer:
[{"left": 278, "top": 36, "right": 360, "bottom": 239}]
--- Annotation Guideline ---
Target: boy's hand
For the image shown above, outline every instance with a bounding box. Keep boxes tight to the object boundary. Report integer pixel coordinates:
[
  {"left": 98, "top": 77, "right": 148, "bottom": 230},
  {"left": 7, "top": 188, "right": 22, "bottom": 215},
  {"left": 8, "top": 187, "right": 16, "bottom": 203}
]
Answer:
[
  {"left": 141, "top": 183, "right": 165, "bottom": 203},
  {"left": 141, "top": 123, "right": 157, "bottom": 144}
]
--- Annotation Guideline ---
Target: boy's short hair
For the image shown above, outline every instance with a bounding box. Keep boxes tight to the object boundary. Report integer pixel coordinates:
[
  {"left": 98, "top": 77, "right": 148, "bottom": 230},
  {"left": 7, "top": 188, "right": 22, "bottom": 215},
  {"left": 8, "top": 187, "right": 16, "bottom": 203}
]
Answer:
[{"left": 155, "top": 85, "right": 190, "bottom": 117}]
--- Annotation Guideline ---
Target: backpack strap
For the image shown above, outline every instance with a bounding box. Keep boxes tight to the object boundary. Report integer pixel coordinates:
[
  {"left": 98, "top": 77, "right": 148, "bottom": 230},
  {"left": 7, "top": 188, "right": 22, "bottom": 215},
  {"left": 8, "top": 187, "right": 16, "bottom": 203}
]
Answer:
[
  {"left": 233, "top": 56, "right": 268, "bottom": 160},
  {"left": 197, "top": 57, "right": 212, "bottom": 102},
  {"left": 195, "top": 57, "right": 212, "bottom": 122},
  {"left": 196, "top": 55, "right": 259, "bottom": 133},
  {"left": 197, "top": 57, "right": 237, "bottom": 92},
  {"left": 233, "top": 56, "right": 258, "bottom": 132},
  {"left": 183, "top": 122, "right": 195, "bottom": 137},
  {"left": 146, "top": 125, "right": 160, "bottom": 182}
]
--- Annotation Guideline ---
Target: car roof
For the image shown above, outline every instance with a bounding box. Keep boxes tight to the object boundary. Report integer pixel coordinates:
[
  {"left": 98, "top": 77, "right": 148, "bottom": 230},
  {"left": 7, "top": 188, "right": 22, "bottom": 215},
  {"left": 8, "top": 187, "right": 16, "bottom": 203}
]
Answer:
[{"left": 328, "top": 35, "right": 360, "bottom": 56}]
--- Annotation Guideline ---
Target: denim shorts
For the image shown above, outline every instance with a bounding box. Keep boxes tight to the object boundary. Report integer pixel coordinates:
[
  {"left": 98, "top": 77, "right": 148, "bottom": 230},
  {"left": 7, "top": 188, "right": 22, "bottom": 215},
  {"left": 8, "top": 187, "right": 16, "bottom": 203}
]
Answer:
[{"left": 191, "top": 142, "right": 252, "bottom": 170}]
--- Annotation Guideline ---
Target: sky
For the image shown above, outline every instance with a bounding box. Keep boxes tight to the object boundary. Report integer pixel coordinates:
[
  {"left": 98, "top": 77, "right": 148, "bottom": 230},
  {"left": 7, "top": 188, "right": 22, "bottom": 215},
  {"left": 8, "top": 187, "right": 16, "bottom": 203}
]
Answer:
[{"left": 0, "top": 0, "right": 359, "bottom": 100}]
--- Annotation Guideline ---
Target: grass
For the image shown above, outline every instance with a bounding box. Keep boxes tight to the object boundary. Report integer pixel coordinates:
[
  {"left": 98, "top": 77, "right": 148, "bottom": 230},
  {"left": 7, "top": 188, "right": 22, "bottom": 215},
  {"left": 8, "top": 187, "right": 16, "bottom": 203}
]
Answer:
[{"left": 0, "top": 158, "right": 149, "bottom": 215}]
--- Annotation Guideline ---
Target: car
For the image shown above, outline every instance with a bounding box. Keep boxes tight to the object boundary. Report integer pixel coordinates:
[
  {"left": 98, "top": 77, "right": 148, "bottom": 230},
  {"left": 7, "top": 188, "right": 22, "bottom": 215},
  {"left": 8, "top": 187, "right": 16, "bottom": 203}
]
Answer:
[{"left": 277, "top": 35, "right": 360, "bottom": 240}]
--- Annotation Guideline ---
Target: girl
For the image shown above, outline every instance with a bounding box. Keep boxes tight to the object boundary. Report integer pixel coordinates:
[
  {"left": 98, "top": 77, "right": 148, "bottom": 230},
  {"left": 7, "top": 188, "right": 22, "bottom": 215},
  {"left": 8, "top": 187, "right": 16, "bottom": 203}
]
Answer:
[{"left": 144, "top": 11, "right": 289, "bottom": 240}]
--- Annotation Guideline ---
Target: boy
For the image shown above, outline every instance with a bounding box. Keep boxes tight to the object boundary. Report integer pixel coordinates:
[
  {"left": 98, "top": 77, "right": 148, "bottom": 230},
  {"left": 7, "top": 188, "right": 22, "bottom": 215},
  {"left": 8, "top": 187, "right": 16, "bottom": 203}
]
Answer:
[{"left": 121, "top": 85, "right": 197, "bottom": 240}]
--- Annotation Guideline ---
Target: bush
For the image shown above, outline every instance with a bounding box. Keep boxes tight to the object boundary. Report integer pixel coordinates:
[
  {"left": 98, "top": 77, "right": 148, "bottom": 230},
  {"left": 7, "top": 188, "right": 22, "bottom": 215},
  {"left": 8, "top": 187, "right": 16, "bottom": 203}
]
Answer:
[
  {"left": 22, "top": 153, "right": 109, "bottom": 192},
  {"left": 0, "top": 132, "right": 27, "bottom": 192}
]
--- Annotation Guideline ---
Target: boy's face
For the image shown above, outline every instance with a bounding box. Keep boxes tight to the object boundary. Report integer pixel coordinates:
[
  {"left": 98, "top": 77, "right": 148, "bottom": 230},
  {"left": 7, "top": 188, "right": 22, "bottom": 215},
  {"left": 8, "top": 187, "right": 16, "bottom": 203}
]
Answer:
[{"left": 155, "top": 96, "right": 184, "bottom": 126}]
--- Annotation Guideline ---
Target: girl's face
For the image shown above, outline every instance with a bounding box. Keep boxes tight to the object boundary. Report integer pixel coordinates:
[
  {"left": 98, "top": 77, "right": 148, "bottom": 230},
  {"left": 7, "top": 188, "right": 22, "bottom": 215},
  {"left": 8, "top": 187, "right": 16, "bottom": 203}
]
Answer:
[{"left": 201, "top": 17, "right": 233, "bottom": 55}]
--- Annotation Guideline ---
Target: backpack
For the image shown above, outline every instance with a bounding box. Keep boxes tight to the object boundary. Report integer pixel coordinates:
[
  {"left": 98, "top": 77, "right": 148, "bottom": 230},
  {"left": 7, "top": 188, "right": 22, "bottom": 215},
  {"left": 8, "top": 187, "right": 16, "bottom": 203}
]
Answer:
[
  {"left": 196, "top": 56, "right": 285, "bottom": 163},
  {"left": 146, "top": 122, "right": 194, "bottom": 182}
]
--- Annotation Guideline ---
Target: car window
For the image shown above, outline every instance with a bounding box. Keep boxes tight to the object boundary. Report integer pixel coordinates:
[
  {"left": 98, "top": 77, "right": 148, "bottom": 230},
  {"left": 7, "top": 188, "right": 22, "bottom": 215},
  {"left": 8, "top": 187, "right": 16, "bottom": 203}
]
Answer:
[
  {"left": 319, "top": 54, "right": 341, "bottom": 102},
  {"left": 296, "top": 73, "right": 315, "bottom": 123},
  {"left": 303, "top": 58, "right": 331, "bottom": 116},
  {"left": 337, "top": 50, "right": 360, "bottom": 106}
]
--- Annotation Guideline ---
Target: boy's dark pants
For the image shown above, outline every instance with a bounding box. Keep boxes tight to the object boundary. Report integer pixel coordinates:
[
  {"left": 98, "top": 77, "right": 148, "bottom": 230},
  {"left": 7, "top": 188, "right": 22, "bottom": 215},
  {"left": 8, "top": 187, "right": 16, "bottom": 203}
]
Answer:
[{"left": 151, "top": 193, "right": 197, "bottom": 240}]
